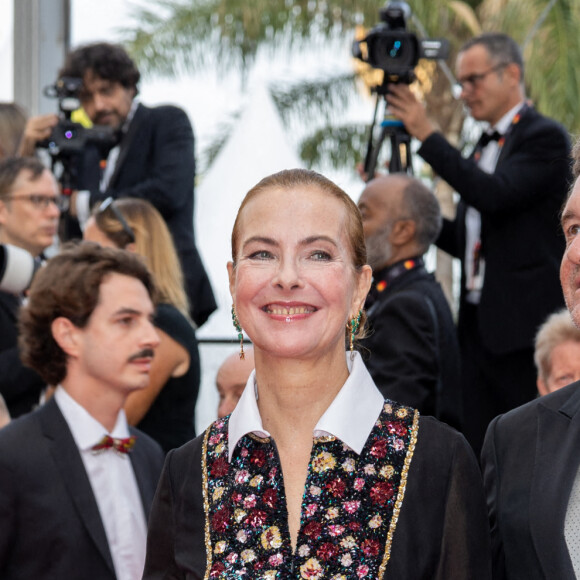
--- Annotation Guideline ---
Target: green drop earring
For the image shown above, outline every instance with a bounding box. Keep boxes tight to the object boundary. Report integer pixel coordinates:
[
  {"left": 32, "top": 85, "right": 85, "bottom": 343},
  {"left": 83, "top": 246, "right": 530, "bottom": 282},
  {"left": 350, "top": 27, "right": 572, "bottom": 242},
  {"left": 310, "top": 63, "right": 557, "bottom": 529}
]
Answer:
[
  {"left": 231, "top": 305, "right": 245, "bottom": 360},
  {"left": 349, "top": 310, "right": 362, "bottom": 353}
]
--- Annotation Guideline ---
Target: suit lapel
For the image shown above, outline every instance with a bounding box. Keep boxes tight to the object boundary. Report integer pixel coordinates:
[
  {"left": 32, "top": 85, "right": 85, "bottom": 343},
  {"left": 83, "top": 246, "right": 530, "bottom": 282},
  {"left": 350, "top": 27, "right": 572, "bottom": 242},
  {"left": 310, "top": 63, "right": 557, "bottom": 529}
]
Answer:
[
  {"left": 108, "top": 103, "right": 145, "bottom": 188},
  {"left": 39, "top": 399, "right": 116, "bottom": 575},
  {"left": 128, "top": 427, "right": 155, "bottom": 518},
  {"left": 495, "top": 105, "right": 532, "bottom": 166},
  {"left": 530, "top": 387, "right": 580, "bottom": 577}
]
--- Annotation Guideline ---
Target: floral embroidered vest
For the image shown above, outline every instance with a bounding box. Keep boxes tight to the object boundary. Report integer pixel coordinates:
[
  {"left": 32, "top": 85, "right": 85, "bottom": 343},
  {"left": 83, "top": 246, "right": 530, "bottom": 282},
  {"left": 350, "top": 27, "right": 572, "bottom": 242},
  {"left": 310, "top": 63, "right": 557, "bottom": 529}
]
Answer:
[{"left": 202, "top": 401, "right": 419, "bottom": 579}]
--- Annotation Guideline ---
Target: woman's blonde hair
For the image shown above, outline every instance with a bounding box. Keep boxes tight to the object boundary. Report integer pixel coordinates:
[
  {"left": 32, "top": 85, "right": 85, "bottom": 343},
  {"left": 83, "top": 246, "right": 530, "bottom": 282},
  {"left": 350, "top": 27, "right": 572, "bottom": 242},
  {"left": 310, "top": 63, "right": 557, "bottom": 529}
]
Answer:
[
  {"left": 92, "top": 198, "right": 190, "bottom": 318},
  {"left": 0, "top": 103, "right": 27, "bottom": 159}
]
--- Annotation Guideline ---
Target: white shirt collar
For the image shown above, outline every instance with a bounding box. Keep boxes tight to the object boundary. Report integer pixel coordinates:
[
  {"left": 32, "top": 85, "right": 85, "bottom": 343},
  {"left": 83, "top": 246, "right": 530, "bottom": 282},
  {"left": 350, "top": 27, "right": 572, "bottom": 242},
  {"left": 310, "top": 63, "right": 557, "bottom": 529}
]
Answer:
[
  {"left": 491, "top": 100, "right": 525, "bottom": 135},
  {"left": 227, "top": 351, "right": 385, "bottom": 462},
  {"left": 54, "top": 386, "right": 131, "bottom": 452}
]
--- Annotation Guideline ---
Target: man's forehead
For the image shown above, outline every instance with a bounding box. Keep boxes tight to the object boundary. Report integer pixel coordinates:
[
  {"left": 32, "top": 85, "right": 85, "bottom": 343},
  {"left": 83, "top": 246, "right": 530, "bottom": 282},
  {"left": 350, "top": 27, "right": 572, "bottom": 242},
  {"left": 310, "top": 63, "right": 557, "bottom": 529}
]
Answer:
[
  {"left": 95, "top": 272, "right": 154, "bottom": 313},
  {"left": 562, "top": 179, "right": 580, "bottom": 220},
  {"left": 12, "top": 168, "right": 55, "bottom": 192},
  {"left": 82, "top": 70, "right": 115, "bottom": 89}
]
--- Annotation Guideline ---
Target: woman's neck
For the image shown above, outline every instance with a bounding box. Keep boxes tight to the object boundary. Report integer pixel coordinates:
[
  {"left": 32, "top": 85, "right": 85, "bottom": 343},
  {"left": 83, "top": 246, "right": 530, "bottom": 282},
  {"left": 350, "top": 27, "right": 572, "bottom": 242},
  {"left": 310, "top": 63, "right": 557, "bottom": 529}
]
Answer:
[{"left": 254, "top": 349, "right": 350, "bottom": 448}]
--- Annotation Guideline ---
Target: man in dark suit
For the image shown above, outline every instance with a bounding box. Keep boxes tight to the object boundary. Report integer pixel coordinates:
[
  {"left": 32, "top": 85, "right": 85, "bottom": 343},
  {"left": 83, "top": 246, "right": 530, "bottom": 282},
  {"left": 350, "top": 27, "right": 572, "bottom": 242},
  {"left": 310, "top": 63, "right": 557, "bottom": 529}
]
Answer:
[
  {"left": 480, "top": 149, "right": 580, "bottom": 579},
  {"left": 387, "top": 33, "right": 571, "bottom": 453},
  {"left": 59, "top": 42, "right": 216, "bottom": 327},
  {"left": 0, "top": 242, "right": 165, "bottom": 579},
  {"left": 0, "top": 157, "right": 61, "bottom": 418},
  {"left": 358, "top": 173, "right": 461, "bottom": 429}
]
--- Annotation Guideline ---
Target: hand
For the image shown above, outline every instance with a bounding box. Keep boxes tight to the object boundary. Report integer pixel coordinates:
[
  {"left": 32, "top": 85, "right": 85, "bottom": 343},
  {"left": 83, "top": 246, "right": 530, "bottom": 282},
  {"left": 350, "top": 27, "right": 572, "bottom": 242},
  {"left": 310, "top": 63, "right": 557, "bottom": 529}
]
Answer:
[
  {"left": 67, "top": 190, "right": 78, "bottom": 217},
  {"left": 18, "top": 114, "right": 59, "bottom": 156},
  {"left": 385, "top": 84, "right": 436, "bottom": 142}
]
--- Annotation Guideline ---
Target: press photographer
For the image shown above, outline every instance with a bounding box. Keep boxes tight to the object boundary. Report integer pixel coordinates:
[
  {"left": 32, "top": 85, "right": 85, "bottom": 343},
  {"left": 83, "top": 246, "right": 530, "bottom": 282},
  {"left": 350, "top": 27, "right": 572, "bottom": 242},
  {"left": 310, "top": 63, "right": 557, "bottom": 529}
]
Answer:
[
  {"left": 49, "top": 41, "right": 216, "bottom": 328},
  {"left": 386, "top": 32, "right": 572, "bottom": 454},
  {"left": 0, "top": 156, "right": 59, "bottom": 418}
]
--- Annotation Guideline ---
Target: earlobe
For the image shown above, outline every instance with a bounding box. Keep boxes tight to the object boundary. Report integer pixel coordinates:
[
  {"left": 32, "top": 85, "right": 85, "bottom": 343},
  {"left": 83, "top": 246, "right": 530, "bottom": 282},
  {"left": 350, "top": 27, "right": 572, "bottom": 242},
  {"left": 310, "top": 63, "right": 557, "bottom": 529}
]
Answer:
[{"left": 51, "top": 317, "right": 80, "bottom": 358}]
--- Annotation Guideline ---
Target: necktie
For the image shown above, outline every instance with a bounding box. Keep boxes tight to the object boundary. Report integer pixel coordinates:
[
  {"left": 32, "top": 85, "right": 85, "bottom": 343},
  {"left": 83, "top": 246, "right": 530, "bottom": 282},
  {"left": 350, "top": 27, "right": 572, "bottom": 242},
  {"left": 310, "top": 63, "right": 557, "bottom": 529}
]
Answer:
[
  {"left": 92, "top": 434, "right": 136, "bottom": 455},
  {"left": 478, "top": 130, "right": 502, "bottom": 148}
]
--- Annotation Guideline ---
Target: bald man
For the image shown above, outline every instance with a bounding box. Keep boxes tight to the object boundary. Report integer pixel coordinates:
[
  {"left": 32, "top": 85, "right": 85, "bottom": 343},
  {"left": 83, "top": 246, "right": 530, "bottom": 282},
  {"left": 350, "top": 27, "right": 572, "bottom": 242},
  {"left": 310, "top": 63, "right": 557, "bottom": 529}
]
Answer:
[
  {"left": 216, "top": 348, "right": 255, "bottom": 419},
  {"left": 358, "top": 174, "right": 461, "bottom": 429}
]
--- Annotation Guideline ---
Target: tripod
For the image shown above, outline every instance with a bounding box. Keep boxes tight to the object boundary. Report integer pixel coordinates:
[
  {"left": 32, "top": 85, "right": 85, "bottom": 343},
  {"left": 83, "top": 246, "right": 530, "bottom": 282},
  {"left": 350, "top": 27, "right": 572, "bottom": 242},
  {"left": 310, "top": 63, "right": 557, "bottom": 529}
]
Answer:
[{"left": 363, "top": 85, "right": 414, "bottom": 180}]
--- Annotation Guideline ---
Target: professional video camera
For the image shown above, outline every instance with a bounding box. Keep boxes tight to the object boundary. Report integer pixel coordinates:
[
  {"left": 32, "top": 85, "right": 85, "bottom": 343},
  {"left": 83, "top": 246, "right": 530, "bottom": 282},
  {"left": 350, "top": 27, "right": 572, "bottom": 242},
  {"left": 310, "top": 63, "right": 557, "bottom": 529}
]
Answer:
[
  {"left": 0, "top": 244, "right": 41, "bottom": 295},
  {"left": 353, "top": 1, "right": 449, "bottom": 176},
  {"left": 37, "top": 77, "right": 117, "bottom": 195}
]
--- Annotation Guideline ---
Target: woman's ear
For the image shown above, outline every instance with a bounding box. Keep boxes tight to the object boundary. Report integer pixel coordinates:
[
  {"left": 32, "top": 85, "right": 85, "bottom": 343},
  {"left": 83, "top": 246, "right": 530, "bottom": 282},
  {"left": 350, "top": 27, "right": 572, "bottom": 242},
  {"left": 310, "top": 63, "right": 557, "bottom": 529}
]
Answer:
[
  {"left": 227, "top": 261, "right": 236, "bottom": 301},
  {"left": 125, "top": 242, "right": 137, "bottom": 253}
]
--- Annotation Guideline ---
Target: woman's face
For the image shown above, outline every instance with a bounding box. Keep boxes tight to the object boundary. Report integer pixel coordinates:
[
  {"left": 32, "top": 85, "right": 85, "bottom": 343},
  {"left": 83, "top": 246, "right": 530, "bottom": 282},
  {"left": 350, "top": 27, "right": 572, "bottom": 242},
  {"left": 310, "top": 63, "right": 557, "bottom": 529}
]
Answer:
[
  {"left": 83, "top": 217, "right": 119, "bottom": 248},
  {"left": 228, "top": 185, "right": 371, "bottom": 362}
]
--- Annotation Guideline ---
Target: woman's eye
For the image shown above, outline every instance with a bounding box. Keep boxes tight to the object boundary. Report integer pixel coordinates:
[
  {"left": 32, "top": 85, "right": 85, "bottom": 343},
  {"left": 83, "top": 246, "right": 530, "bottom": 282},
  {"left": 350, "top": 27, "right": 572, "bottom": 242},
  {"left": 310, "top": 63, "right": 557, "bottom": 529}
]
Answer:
[
  {"left": 249, "top": 250, "right": 273, "bottom": 260},
  {"left": 311, "top": 250, "right": 331, "bottom": 261},
  {"left": 568, "top": 224, "right": 580, "bottom": 237}
]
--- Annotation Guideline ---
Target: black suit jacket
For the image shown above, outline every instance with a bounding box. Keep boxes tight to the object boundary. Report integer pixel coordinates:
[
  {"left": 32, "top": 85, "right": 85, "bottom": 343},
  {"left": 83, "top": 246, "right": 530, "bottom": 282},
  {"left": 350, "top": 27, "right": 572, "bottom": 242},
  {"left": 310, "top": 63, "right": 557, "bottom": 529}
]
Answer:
[
  {"left": 360, "top": 264, "right": 462, "bottom": 429},
  {"left": 481, "top": 382, "right": 580, "bottom": 579},
  {"left": 419, "top": 107, "right": 571, "bottom": 355},
  {"left": 0, "top": 397, "right": 165, "bottom": 579},
  {"left": 0, "top": 290, "right": 45, "bottom": 418},
  {"left": 143, "top": 416, "right": 491, "bottom": 579},
  {"left": 80, "top": 103, "right": 216, "bottom": 327}
]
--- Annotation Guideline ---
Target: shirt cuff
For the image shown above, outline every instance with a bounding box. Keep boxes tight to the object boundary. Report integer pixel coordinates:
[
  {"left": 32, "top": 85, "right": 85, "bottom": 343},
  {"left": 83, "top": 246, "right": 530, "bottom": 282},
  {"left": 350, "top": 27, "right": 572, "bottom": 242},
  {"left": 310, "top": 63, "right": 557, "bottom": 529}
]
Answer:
[{"left": 76, "top": 190, "right": 91, "bottom": 231}]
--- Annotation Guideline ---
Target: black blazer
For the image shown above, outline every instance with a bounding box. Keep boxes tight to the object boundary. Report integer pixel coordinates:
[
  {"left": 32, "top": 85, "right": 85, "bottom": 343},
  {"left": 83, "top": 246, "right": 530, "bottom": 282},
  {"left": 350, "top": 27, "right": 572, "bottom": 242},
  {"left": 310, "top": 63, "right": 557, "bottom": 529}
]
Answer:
[
  {"left": 419, "top": 107, "right": 571, "bottom": 355},
  {"left": 82, "top": 103, "right": 217, "bottom": 327},
  {"left": 143, "top": 416, "right": 491, "bottom": 579},
  {"left": 0, "top": 397, "right": 165, "bottom": 579},
  {"left": 481, "top": 382, "right": 580, "bottom": 579},
  {"left": 0, "top": 290, "right": 45, "bottom": 418},
  {"left": 360, "top": 265, "right": 462, "bottom": 429}
]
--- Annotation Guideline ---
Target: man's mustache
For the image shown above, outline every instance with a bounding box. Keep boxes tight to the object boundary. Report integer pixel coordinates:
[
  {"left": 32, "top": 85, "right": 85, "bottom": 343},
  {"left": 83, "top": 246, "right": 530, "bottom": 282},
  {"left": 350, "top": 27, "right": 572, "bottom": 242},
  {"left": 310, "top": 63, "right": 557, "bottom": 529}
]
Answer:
[{"left": 128, "top": 348, "right": 155, "bottom": 362}]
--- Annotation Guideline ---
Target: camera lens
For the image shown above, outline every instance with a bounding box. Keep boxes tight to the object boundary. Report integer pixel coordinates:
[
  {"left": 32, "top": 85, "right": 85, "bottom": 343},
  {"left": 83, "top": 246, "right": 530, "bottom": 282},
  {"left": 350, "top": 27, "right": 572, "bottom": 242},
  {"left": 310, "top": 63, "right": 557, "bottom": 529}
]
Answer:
[{"left": 388, "top": 40, "right": 403, "bottom": 58}]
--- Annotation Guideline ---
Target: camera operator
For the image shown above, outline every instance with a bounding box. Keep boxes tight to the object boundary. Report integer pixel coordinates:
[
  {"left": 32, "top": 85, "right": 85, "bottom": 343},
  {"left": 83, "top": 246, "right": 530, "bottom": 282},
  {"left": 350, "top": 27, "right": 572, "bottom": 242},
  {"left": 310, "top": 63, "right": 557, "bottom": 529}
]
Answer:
[
  {"left": 56, "top": 42, "right": 216, "bottom": 328},
  {"left": 386, "top": 33, "right": 572, "bottom": 453},
  {"left": 0, "top": 157, "right": 61, "bottom": 418}
]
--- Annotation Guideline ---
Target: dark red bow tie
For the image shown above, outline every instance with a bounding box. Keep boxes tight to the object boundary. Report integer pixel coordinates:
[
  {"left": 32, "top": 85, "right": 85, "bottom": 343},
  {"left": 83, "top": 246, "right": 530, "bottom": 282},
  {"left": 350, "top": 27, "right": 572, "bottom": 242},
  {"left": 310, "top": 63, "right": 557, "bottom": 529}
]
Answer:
[{"left": 92, "top": 435, "right": 136, "bottom": 455}]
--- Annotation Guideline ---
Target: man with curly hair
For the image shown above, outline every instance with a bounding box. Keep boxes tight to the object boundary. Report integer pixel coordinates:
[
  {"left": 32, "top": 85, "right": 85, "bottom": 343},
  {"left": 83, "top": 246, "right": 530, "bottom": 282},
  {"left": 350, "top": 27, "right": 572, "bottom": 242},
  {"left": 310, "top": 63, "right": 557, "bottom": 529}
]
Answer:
[
  {"left": 0, "top": 242, "right": 164, "bottom": 580},
  {"left": 60, "top": 42, "right": 216, "bottom": 328}
]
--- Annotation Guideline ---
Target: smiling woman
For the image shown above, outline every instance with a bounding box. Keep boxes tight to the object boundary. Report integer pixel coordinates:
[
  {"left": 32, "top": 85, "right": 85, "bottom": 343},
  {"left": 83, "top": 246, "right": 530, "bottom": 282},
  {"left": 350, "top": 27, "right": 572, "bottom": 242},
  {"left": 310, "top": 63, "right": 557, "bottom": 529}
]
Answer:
[{"left": 143, "top": 168, "right": 492, "bottom": 580}]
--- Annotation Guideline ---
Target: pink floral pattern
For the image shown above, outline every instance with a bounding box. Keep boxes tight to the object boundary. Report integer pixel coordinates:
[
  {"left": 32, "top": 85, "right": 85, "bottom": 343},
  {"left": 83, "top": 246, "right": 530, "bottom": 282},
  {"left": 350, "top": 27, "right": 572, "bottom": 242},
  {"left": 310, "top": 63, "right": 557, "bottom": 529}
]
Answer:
[{"left": 204, "top": 401, "right": 416, "bottom": 578}]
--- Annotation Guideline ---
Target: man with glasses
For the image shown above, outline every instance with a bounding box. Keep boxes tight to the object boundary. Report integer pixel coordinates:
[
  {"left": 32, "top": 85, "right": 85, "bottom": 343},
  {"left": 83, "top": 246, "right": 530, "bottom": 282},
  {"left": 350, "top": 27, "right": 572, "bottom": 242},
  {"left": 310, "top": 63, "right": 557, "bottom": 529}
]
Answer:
[
  {"left": 387, "top": 33, "right": 571, "bottom": 453},
  {"left": 0, "top": 157, "right": 62, "bottom": 418}
]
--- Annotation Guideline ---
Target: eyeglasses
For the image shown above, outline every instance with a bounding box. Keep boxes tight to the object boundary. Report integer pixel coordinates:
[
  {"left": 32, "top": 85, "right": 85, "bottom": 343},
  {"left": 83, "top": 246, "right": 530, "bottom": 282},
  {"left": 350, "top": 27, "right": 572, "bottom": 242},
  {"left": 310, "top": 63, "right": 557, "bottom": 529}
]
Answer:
[
  {"left": 97, "top": 197, "right": 136, "bottom": 243},
  {"left": 3, "top": 194, "right": 67, "bottom": 211},
  {"left": 456, "top": 63, "right": 508, "bottom": 92}
]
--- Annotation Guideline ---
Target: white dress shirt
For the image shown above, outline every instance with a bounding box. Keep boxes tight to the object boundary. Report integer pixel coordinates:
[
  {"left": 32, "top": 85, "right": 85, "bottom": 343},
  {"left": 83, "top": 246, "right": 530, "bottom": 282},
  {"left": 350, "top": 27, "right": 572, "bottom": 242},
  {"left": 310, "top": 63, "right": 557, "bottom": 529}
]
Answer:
[
  {"left": 465, "top": 100, "right": 525, "bottom": 304},
  {"left": 228, "top": 351, "right": 386, "bottom": 462},
  {"left": 54, "top": 387, "right": 147, "bottom": 580}
]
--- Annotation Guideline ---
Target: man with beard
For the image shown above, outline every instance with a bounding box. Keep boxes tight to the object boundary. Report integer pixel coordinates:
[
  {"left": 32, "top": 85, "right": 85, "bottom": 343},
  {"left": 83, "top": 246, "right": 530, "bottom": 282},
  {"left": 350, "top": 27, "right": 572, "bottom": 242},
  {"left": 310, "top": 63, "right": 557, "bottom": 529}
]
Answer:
[
  {"left": 480, "top": 142, "right": 580, "bottom": 578},
  {"left": 358, "top": 174, "right": 461, "bottom": 429},
  {"left": 58, "top": 42, "right": 216, "bottom": 328},
  {"left": 0, "top": 243, "right": 164, "bottom": 580}
]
